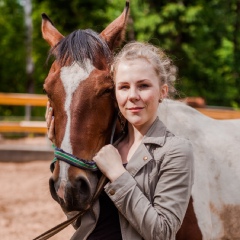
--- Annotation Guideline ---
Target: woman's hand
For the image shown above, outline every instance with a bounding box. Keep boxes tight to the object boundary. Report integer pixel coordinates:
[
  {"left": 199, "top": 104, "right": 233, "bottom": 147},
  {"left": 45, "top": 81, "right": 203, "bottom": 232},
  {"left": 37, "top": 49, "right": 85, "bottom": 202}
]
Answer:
[
  {"left": 45, "top": 101, "right": 55, "bottom": 144},
  {"left": 93, "top": 145, "right": 126, "bottom": 182}
]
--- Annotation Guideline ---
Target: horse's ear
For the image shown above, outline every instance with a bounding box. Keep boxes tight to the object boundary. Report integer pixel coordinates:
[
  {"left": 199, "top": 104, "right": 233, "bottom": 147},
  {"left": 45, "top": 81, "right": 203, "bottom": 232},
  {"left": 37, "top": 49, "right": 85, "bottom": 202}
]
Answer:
[
  {"left": 100, "top": 1, "right": 129, "bottom": 50},
  {"left": 41, "top": 13, "right": 64, "bottom": 47}
]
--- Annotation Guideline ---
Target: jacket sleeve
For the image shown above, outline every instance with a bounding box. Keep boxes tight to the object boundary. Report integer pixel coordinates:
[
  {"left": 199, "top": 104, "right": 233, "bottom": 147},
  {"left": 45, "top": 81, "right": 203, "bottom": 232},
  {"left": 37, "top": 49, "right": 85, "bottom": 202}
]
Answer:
[{"left": 104, "top": 138, "right": 194, "bottom": 240}]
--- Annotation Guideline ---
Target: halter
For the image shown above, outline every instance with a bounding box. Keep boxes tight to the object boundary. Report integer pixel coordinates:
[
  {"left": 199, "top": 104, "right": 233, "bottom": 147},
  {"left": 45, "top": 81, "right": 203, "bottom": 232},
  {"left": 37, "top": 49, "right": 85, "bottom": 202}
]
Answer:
[
  {"left": 33, "top": 113, "right": 118, "bottom": 240},
  {"left": 51, "top": 149, "right": 98, "bottom": 172},
  {"left": 50, "top": 113, "right": 117, "bottom": 172}
]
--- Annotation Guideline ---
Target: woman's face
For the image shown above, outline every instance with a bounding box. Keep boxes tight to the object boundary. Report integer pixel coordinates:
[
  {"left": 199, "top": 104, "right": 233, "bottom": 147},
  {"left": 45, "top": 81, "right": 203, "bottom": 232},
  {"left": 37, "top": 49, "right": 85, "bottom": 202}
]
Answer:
[{"left": 115, "top": 58, "right": 168, "bottom": 130}]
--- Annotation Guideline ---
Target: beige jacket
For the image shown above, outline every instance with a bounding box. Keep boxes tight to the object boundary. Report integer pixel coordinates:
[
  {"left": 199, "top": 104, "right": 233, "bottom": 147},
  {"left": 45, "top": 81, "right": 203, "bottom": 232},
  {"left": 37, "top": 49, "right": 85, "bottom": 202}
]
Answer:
[{"left": 71, "top": 118, "right": 194, "bottom": 240}]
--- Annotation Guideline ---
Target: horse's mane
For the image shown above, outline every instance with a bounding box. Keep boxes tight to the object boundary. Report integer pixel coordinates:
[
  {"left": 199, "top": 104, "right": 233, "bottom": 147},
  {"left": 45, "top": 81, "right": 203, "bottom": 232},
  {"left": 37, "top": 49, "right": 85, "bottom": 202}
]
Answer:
[{"left": 49, "top": 29, "right": 111, "bottom": 70}]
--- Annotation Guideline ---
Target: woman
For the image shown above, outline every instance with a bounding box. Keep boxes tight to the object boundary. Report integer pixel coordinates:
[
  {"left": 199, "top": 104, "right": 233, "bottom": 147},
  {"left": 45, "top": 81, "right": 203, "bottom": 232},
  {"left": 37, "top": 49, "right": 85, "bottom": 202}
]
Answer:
[{"left": 46, "top": 42, "right": 194, "bottom": 240}]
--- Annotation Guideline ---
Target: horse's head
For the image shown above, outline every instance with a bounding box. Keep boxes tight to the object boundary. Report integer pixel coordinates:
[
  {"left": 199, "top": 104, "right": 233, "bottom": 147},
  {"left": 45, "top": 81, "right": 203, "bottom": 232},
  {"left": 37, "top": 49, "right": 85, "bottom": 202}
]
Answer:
[{"left": 41, "top": 2, "right": 129, "bottom": 214}]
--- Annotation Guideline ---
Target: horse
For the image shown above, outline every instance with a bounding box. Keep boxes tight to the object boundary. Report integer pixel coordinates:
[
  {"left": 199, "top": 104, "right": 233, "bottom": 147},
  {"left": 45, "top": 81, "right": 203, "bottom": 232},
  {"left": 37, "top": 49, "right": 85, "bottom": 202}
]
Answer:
[
  {"left": 159, "top": 100, "right": 240, "bottom": 240},
  {"left": 41, "top": 1, "right": 240, "bottom": 239},
  {"left": 41, "top": 0, "right": 129, "bottom": 219}
]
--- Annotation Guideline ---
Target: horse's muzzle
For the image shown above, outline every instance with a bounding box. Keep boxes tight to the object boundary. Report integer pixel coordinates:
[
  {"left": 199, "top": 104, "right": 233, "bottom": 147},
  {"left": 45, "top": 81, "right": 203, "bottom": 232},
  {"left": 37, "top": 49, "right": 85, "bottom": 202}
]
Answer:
[{"left": 49, "top": 173, "right": 95, "bottom": 212}]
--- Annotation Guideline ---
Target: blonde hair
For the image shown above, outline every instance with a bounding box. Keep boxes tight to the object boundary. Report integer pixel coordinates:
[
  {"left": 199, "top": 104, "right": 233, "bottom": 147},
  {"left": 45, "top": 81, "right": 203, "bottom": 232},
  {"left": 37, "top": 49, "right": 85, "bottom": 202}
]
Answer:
[{"left": 111, "top": 41, "right": 177, "bottom": 96}]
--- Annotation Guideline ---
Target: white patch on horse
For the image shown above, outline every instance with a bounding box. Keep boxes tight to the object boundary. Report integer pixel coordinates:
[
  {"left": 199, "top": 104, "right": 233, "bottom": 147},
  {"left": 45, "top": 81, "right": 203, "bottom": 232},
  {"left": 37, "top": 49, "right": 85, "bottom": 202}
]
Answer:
[
  {"left": 59, "top": 161, "right": 70, "bottom": 182},
  {"left": 158, "top": 100, "right": 240, "bottom": 239},
  {"left": 60, "top": 60, "right": 94, "bottom": 154},
  {"left": 57, "top": 161, "right": 69, "bottom": 201}
]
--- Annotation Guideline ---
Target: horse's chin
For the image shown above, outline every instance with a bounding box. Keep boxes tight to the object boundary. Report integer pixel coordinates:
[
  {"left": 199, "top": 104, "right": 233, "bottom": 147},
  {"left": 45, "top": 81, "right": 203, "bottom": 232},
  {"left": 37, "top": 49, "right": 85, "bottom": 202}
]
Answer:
[
  {"left": 49, "top": 177, "right": 97, "bottom": 212},
  {"left": 59, "top": 200, "right": 89, "bottom": 213}
]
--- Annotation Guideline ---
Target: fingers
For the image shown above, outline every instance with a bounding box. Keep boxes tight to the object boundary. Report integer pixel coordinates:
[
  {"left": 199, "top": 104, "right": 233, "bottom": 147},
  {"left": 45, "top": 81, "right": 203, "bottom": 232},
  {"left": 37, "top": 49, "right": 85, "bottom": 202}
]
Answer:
[
  {"left": 93, "top": 145, "right": 113, "bottom": 158},
  {"left": 46, "top": 106, "right": 53, "bottom": 129},
  {"left": 48, "top": 116, "right": 55, "bottom": 143},
  {"left": 92, "top": 145, "right": 125, "bottom": 182},
  {"left": 45, "top": 101, "right": 51, "bottom": 120},
  {"left": 93, "top": 145, "right": 120, "bottom": 163},
  {"left": 45, "top": 101, "right": 55, "bottom": 143}
]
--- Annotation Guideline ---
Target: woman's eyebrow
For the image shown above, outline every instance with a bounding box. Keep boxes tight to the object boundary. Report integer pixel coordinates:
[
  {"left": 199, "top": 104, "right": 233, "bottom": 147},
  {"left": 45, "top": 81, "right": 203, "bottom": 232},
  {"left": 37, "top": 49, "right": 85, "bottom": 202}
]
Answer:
[
  {"left": 116, "top": 81, "right": 129, "bottom": 85},
  {"left": 137, "top": 79, "right": 150, "bottom": 82},
  {"left": 119, "top": 79, "right": 149, "bottom": 83}
]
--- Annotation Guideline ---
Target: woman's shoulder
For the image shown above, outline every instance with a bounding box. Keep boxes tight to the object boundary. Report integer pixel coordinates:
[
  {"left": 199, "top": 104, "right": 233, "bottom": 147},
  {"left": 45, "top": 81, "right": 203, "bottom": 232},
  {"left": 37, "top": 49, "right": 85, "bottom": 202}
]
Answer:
[
  {"left": 165, "top": 133, "right": 193, "bottom": 157},
  {"left": 144, "top": 117, "right": 192, "bottom": 150},
  {"left": 148, "top": 128, "right": 193, "bottom": 165}
]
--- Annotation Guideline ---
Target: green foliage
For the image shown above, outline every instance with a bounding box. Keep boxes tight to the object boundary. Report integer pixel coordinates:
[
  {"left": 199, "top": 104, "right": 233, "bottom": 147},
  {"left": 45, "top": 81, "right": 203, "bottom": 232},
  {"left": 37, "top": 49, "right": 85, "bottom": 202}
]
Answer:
[
  {"left": 128, "top": 0, "right": 240, "bottom": 107},
  {"left": 0, "top": 0, "right": 26, "bottom": 93},
  {"left": 0, "top": 0, "right": 240, "bottom": 113},
  {"left": 0, "top": 0, "right": 26, "bottom": 116}
]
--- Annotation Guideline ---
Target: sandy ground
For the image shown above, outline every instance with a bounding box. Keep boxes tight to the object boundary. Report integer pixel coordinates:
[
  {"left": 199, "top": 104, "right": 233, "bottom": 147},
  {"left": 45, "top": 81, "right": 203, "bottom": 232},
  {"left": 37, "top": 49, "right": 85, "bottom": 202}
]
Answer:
[{"left": 0, "top": 160, "right": 75, "bottom": 240}]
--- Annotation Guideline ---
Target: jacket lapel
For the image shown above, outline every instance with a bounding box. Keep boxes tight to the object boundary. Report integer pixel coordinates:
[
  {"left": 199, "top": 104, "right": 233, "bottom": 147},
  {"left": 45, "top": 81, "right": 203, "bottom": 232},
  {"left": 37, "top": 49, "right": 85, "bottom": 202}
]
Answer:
[{"left": 126, "top": 143, "right": 153, "bottom": 177}]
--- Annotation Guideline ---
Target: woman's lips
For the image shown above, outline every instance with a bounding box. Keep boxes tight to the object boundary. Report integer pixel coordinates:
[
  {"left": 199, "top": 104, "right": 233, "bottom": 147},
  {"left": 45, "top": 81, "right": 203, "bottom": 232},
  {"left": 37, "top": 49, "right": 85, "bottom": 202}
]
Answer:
[{"left": 127, "top": 107, "right": 144, "bottom": 113}]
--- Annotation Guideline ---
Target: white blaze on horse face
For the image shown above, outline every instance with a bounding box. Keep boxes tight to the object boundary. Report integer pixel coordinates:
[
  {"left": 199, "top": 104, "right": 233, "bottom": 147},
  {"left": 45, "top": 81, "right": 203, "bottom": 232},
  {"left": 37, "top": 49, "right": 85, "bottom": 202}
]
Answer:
[
  {"left": 60, "top": 60, "right": 95, "bottom": 154},
  {"left": 57, "top": 162, "right": 69, "bottom": 201},
  {"left": 57, "top": 60, "right": 94, "bottom": 188}
]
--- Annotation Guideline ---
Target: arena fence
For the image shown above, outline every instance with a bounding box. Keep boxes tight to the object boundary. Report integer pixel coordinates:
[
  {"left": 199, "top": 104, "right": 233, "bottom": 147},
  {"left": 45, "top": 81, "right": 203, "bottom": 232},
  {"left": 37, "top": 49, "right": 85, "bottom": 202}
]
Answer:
[
  {"left": 0, "top": 93, "right": 240, "bottom": 134},
  {"left": 0, "top": 93, "right": 48, "bottom": 133}
]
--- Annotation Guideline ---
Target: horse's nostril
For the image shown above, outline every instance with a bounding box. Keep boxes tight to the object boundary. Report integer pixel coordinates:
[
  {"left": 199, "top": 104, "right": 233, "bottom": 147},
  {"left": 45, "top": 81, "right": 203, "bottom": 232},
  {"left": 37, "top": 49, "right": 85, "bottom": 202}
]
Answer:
[
  {"left": 49, "top": 177, "right": 59, "bottom": 202},
  {"left": 75, "top": 176, "right": 91, "bottom": 201},
  {"left": 49, "top": 174, "right": 95, "bottom": 212}
]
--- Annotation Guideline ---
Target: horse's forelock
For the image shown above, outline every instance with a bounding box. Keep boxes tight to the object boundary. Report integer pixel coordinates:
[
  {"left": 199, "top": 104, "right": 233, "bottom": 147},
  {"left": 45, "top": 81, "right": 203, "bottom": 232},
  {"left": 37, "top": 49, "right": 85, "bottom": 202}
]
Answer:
[{"left": 49, "top": 29, "right": 111, "bottom": 70}]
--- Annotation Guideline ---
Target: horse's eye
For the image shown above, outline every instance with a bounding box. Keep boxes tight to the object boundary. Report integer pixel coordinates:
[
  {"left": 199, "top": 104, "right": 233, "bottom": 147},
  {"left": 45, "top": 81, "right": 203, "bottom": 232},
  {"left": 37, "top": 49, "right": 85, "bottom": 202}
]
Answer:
[
  {"left": 102, "top": 88, "right": 113, "bottom": 95},
  {"left": 97, "top": 87, "right": 113, "bottom": 97},
  {"left": 43, "top": 88, "right": 52, "bottom": 100}
]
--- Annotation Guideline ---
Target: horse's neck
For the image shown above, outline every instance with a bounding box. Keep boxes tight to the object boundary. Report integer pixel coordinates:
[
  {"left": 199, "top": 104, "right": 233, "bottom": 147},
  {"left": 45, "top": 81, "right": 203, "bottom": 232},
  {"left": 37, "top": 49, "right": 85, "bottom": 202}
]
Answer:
[
  {"left": 158, "top": 99, "right": 209, "bottom": 136},
  {"left": 158, "top": 99, "right": 240, "bottom": 139}
]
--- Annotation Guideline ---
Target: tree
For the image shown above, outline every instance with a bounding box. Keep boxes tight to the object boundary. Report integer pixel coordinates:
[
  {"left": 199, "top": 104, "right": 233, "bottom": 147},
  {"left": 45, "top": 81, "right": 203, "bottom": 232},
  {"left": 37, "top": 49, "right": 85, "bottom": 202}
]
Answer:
[
  {"left": 0, "top": 0, "right": 26, "bottom": 93},
  {"left": 127, "top": 0, "right": 240, "bottom": 107},
  {"left": 25, "top": 0, "right": 240, "bottom": 108},
  {"left": 1, "top": 0, "right": 239, "bottom": 111},
  {"left": 0, "top": 0, "right": 26, "bottom": 117}
]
